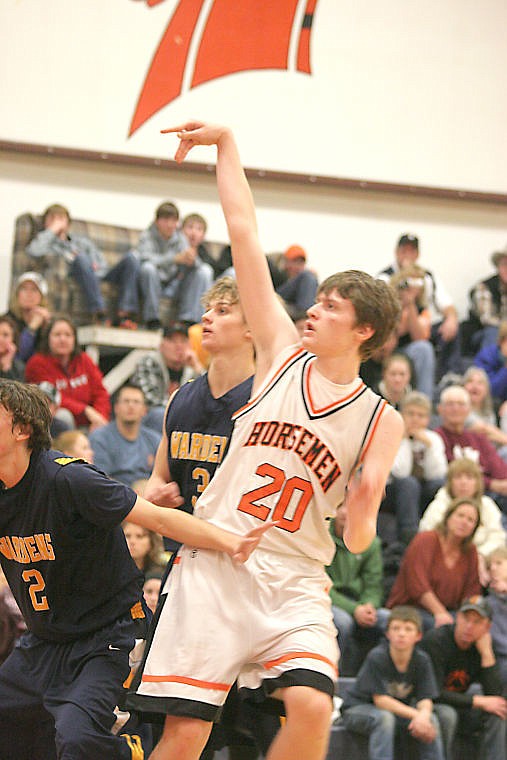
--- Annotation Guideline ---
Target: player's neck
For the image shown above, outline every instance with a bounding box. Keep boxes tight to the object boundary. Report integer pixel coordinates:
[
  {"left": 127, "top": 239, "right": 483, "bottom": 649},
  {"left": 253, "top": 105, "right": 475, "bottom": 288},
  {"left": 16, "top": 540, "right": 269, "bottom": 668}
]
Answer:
[
  {"left": 207, "top": 351, "right": 255, "bottom": 399},
  {"left": 313, "top": 354, "right": 360, "bottom": 385},
  {"left": 0, "top": 447, "right": 31, "bottom": 489}
]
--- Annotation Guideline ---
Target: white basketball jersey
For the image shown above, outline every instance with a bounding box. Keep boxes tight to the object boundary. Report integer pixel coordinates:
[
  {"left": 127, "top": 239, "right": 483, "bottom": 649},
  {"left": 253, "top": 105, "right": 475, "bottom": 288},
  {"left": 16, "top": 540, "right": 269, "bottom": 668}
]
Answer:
[{"left": 194, "top": 346, "right": 388, "bottom": 564}]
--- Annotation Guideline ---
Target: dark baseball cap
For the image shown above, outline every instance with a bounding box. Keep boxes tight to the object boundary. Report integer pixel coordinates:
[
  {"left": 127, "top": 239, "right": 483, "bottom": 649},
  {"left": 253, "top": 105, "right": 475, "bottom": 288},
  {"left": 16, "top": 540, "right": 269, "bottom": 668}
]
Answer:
[
  {"left": 163, "top": 321, "right": 188, "bottom": 338},
  {"left": 397, "top": 233, "right": 419, "bottom": 249},
  {"left": 459, "top": 597, "right": 492, "bottom": 620}
]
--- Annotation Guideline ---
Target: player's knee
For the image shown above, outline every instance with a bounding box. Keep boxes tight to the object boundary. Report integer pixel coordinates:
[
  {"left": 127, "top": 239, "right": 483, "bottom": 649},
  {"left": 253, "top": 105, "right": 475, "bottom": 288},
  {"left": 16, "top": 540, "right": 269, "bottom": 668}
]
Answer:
[
  {"left": 159, "top": 714, "right": 212, "bottom": 751},
  {"left": 284, "top": 686, "right": 333, "bottom": 728}
]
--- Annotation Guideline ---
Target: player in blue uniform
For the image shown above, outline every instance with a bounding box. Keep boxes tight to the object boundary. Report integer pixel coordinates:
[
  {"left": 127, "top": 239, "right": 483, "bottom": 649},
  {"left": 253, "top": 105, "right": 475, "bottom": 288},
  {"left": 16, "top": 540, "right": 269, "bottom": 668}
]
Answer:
[
  {"left": 150, "top": 277, "right": 255, "bottom": 555},
  {"left": 134, "top": 277, "right": 279, "bottom": 759},
  {"left": 0, "top": 380, "right": 270, "bottom": 760}
]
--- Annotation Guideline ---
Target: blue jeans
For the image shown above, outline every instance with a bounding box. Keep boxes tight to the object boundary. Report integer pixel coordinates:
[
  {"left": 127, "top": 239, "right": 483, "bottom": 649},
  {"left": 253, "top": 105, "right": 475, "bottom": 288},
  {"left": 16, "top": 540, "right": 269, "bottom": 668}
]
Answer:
[
  {"left": 103, "top": 251, "right": 140, "bottom": 314},
  {"left": 342, "top": 703, "right": 444, "bottom": 760},
  {"left": 402, "top": 340, "right": 436, "bottom": 401},
  {"left": 434, "top": 702, "right": 506, "bottom": 760},
  {"left": 139, "top": 260, "right": 213, "bottom": 324},
  {"left": 381, "top": 477, "right": 421, "bottom": 542},
  {"left": 70, "top": 251, "right": 140, "bottom": 314},
  {"left": 165, "top": 261, "right": 213, "bottom": 324}
]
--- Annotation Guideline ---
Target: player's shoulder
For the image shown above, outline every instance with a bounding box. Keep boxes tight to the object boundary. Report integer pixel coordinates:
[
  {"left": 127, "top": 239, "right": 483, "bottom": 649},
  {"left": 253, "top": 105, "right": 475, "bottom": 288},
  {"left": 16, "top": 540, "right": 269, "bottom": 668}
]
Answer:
[
  {"left": 175, "top": 373, "right": 208, "bottom": 399},
  {"left": 39, "top": 449, "right": 85, "bottom": 471},
  {"left": 376, "top": 401, "right": 404, "bottom": 436}
]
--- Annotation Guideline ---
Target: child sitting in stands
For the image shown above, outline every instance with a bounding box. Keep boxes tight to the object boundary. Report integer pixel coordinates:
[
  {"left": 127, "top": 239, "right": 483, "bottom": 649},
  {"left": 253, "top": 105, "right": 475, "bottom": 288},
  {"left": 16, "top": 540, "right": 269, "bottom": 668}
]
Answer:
[
  {"left": 341, "top": 605, "right": 444, "bottom": 760},
  {"left": 486, "top": 546, "right": 507, "bottom": 687}
]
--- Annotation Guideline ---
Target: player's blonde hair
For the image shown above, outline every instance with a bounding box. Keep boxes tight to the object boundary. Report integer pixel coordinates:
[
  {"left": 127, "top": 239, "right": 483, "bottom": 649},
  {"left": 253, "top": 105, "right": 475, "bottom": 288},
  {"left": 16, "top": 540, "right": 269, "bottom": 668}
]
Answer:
[{"left": 202, "top": 276, "right": 241, "bottom": 309}]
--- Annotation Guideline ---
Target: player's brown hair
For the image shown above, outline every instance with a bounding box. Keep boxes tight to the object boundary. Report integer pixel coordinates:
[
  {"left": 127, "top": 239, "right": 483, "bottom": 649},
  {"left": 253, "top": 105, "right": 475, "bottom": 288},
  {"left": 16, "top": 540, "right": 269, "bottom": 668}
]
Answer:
[
  {"left": 318, "top": 270, "right": 401, "bottom": 360},
  {"left": 0, "top": 380, "right": 52, "bottom": 452}
]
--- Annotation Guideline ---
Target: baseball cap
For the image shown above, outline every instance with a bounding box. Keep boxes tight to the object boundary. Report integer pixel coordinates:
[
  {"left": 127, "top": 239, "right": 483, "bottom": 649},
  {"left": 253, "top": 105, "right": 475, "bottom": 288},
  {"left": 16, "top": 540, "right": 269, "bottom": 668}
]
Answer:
[
  {"left": 163, "top": 321, "right": 189, "bottom": 338},
  {"left": 492, "top": 244, "right": 507, "bottom": 267},
  {"left": 284, "top": 245, "right": 307, "bottom": 261},
  {"left": 16, "top": 271, "right": 48, "bottom": 297},
  {"left": 459, "top": 596, "right": 492, "bottom": 620},
  {"left": 38, "top": 381, "right": 61, "bottom": 407},
  {"left": 397, "top": 234, "right": 419, "bottom": 249}
]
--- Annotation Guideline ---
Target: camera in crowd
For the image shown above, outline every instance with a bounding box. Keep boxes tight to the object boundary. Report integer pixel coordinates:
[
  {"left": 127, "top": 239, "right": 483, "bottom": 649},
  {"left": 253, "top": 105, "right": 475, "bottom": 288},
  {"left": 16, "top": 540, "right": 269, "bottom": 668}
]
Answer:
[{"left": 397, "top": 276, "right": 425, "bottom": 290}]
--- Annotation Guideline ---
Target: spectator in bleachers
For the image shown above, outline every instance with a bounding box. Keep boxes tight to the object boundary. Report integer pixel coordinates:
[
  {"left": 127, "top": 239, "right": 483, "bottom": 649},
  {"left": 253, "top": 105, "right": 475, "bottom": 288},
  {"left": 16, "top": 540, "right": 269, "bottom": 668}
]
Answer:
[
  {"left": 436, "top": 384, "right": 507, "bottom": 512},
  {"left": 52, "top": 430, "right": 94, "bottom": 464},
  {"left": 275, "top": 244, "right": 318, "bottom": 317},
  {"left": 0, "top": 315, "right": 24, "bottom": 382},
  {"left": 360, "top": 330, "right": 399, "bottom": 394},
  {"left": 26, "top": 204, "right": 140, "bottom": 327},
  {"left": 387, "top": 391, "right": 447, "bottom": 518},
  {"left": 387, "top": 265, "right": 436, "bottom": 400},
  {"left": 37, "top": 381, "right": 74, "bottom": 438},
  {"left": 420, "top": 598, "right": 507, "bottom": 760},
  {"left": 25, "top": 316, "right": 111, "bottom": 430},
  {"left": 326, "top": 503, "right": 387, "bottom": 676},
  {"left": 143, "top": 569, "right": 163, "bottom": 615},
  {"left": 469, "top": 243, "right": 507, "bottom": 350},
  {"left": 130, "top": 321, "right": 203, "bottom": 432},
  {"left": 463, "top": 365, "right": 507, "bottom": 459},
  {"left": 89, "top": 384, "right": 160, "bottom": 487},
  {"left": 122, "top": 521, "right": 165, "bottom": 576},
  {"left": 420, "top": 459, "right": 506, "bottom": 586},
  {"left": 341, "top": 605, "right": 444, "bottom": 760},
  {"left": 485, "top": 546, "right": 507, "bottom": 686},
  {"left": 181, "top": 212, "right": 224, "bottom": 280},
  {"left": 474, "top": 321, "right": 507, "bottom": 405},
  {"left": 387, "top": 498, "right": 482, "bottom": 631},
  {"left": 378, "top": 352, "right": 413, "bottom": 410},
  {"left": 7, "top": 271, "right": 51, "bottom": 361},
  {"left": 136, "top": 201, "right": 213, "bottom": 328},
  {"left": 378, "top": 233, "right": 461, "bottom": 382}
]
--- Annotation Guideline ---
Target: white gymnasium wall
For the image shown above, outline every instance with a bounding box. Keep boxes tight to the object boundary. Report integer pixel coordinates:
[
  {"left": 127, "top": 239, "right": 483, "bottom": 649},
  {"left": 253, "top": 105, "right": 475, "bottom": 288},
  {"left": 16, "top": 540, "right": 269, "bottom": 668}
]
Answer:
[{"left": 0, "top": 0, "right": 506, "bottom": 312}]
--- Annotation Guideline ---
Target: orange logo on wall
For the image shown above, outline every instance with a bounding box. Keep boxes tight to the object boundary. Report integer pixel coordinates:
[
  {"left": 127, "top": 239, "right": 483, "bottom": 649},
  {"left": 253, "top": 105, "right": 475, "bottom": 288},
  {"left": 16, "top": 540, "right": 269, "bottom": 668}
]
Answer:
[{"left": 129, "top": 0, "right": 319, "bottom": 136}]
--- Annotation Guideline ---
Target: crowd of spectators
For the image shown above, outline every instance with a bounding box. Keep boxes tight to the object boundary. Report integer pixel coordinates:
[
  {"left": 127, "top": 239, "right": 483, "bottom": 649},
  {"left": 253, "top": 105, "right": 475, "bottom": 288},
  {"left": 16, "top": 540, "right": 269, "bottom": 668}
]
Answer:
[{"left": 4, "top": 206, "right": 507, "bottom": 757}]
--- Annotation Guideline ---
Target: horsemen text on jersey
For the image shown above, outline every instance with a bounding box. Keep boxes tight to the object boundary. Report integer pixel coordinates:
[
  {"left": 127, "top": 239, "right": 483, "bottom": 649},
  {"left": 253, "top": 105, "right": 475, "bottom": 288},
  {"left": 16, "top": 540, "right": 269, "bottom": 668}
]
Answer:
[
  {"left": 243, "top": 420, "right": 340, "bottom": 493},
  {"left": 193, "top": 346, "right": 388, "bottom": 565}
]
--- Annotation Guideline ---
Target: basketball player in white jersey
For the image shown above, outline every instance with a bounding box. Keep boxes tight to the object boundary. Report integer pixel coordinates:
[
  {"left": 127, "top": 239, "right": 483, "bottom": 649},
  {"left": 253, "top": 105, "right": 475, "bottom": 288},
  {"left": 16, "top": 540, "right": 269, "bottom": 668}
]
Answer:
[{"left": 127, "top": 123, "right": 404, "bottom": 760}]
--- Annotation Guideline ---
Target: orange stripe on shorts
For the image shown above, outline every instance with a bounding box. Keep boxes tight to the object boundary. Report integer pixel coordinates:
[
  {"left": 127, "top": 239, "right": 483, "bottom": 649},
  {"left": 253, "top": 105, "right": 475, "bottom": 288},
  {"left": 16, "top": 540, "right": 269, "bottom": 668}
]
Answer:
[
  {"left": 263, "top": 651, "right": 338, "bottom": 674},
  {"left": 141, "top": 674, "right": 231, "bottom": 691}
]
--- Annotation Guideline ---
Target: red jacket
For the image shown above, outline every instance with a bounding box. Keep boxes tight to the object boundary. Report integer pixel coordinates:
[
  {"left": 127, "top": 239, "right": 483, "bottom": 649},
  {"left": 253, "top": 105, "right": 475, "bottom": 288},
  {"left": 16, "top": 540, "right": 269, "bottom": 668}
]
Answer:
[{"left": 25, "top": 352, "right": 111, "bottom": 427}]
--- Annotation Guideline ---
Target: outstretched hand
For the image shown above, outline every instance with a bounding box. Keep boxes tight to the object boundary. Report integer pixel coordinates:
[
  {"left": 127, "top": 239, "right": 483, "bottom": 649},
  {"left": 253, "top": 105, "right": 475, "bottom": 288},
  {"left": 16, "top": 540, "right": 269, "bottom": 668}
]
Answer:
[
  {"left": 161, "top": 121, "right": 229, "bottom": 163},
  {"left": 232, "top": 521, "right": 277, "bottom": 564}
]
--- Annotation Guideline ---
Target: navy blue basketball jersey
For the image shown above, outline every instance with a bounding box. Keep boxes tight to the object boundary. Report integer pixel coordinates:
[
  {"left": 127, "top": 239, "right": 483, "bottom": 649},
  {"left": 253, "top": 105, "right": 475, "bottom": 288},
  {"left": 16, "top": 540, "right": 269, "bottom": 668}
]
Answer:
[
  {"left": 164, "top": 374, "right": 253, "bottom": 551},
  {"left": 0, "top": 450, "right": 143, "bottom": 643}
]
